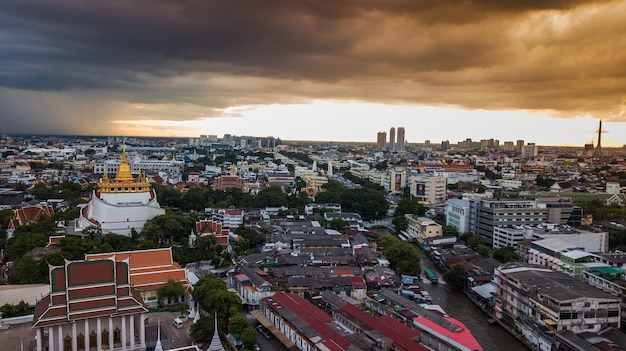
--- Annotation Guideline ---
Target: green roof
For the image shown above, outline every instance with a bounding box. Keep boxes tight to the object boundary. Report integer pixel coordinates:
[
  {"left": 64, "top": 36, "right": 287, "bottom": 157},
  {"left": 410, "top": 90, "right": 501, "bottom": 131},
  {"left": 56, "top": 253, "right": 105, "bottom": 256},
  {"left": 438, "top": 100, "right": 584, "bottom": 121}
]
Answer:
[{"left": 592, "top": 266, "right": 625, "bottom": 275}]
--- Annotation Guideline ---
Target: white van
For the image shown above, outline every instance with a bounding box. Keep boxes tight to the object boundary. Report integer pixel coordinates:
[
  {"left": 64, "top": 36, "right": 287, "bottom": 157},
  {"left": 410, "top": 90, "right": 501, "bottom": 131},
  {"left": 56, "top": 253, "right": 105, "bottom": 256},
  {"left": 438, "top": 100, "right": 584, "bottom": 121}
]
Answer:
[{"left": 172, "top": 318, "right": 184, "bottom": 329}]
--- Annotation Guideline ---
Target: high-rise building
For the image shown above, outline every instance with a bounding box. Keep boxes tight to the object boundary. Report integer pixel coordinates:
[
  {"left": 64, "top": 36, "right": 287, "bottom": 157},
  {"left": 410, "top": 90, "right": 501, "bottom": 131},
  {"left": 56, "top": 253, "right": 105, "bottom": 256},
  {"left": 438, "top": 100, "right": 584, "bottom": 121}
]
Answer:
[
  {"left": 441, "top": 140, "right": 450, "bottom": 151},
  {"left": 389, "top": 127, "right": 396, "bottom": 152},
  {"left": 522, "top": 143, "right": 537, "bottom": 159},
  {"left": 516, "top": 140, "right": 525, "bottom": 152},
  {"left": 376, "top": 131, "right": 387, "bottom": 151},
  {"left": 396, "top": 127, "right": 405, "bottom": 152}
]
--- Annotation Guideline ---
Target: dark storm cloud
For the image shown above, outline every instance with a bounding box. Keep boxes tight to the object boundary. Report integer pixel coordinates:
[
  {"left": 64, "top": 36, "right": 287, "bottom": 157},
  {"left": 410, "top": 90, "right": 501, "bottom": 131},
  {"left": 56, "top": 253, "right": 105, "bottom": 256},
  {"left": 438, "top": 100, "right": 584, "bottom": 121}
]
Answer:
[{"left": 0, "top": 0, "right": 625, "bottom": 134}]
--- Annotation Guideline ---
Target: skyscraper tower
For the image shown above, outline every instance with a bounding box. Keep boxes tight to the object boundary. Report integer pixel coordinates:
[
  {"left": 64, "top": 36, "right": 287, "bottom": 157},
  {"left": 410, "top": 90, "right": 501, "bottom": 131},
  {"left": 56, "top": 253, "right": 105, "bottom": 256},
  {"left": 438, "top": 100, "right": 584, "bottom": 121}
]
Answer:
[
  {"left": 593, "top": 119, "right": 603, "bottom": 158},
  {"left": 396, "top": 127, "right": 405, "bottom": 152},
  {"left": 389, "top": 127, "right": 396, "bottom": 152},
  {"left": 376, "top": 131, "right": 387, "bottom": 151}
]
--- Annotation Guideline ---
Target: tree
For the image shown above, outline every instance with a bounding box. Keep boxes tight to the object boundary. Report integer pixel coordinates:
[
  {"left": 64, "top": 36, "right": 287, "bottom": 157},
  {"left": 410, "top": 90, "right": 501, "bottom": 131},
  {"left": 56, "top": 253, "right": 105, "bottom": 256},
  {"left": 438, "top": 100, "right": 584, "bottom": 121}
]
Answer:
[
  {"left": 492, "top": 246, "right": 518, "bottom": 263},
  {"left": 228, "top": 316, "right": 249, "bottom": 336},
  {"left": 392, "top": 215, "right": 408, "bottom": 232},
  {"left": 180, "top": 187, "right": 209, "bottom": 211},
  {"left": 241, "top": 327, "right": 258, "bottom": 351},
  {"left": 443, "top": 263, "right": 467, "bottom": 290},
  {"left": 329, "top": 218, "right": 345, "bottom": 230},
  {"left": 378, "top": 236, "right": 421, "bottom": 276},
  {"left": 153, "top": 184, "right": 182, "bottom": 209},
  {"left": 157, "top": 279, "right": 185, "bottom": 305},
  {"left": 9, "top": 255, "right": 47, "bottom": 284},
  {"left": 252, "top": 186, "right": 288, "bottom": 208},
  {"left": 192, "top": 275, "right": 241, "bottom": 321},
  {"left": 83, "top": 225, "right": 102, "bottom": 239},
  {"left": 190, "top": 315, "right": 216, "bottom": 344},
  {"left": 0, "top": 301, "right": 31, "bottom": 318},
  {"left": 385, "top": 243, "right": 421, "bottom": 276}
]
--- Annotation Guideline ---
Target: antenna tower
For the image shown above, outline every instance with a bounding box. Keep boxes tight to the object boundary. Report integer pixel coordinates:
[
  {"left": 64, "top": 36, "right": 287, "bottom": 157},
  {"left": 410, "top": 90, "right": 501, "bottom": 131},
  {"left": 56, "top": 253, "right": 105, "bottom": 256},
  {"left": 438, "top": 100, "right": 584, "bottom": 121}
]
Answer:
[{"left": 593, "top": 120, "right": 603, "bottom": 158}]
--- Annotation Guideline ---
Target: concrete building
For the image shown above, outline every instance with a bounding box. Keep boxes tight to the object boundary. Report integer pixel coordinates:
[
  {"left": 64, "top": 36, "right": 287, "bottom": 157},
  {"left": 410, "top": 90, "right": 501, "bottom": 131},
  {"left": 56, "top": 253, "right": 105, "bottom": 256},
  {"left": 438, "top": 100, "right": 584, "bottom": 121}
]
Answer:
[
  {"left": 389, "top": 168, "right": 407, "bottom": 194},
  {"left": 396, "top": 127, "right": 405, "bottom": 152},
  {"left": 445, "top": 198, "right": 471, "bottom": 234},
  {"left": 410, "top": 175, "right": 447, "bottom": 205},
  {"left": 521, "top": 143, "right": 537, "bottom": 159},
  {"left": 93, "top": 157, "right": 183, "bottom": 176},
  {"left": 211, "top": 208, "right": 244, "bottom": 229},
  {"left": 406, "top": 215, "right": 442, "bottom": 241},
  {"left": 389, "top": 127, "right": 396, "bottom": 152},
  {"left": 376, "top": 131, "right": 386, "bottom": 151},
  {"left": 473, "top": 198, "right": 575, "bottom": 247},
  {"left": 494, "top": 264, "right": 621, "bottom": 347}
]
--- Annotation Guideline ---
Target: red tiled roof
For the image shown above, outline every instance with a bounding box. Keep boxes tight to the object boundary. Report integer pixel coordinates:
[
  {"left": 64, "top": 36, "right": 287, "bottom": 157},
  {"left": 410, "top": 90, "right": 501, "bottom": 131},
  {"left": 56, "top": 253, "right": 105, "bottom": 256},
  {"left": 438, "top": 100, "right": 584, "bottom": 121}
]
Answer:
[
  {"left": 33, "top": 259, "right": 147, "bottom": 328},
  {"left": 85, "top": 248, "right": 174, "bottom": 268},
  {"left": 340, "top": 304, "right": 425, "bottom": 351},
  {"left": 271, "top": 292, "right": 350, "bottom": 350},
  {"left": 10, "top": 204, "right": 55, "bottom": 229}
]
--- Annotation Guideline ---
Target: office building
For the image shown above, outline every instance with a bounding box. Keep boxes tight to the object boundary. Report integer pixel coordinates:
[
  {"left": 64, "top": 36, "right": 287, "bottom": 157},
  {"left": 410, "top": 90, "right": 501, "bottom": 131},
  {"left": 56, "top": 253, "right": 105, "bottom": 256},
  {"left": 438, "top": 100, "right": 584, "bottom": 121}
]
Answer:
[
  {"left": 389, "top": 127, "right": 396, "bottom": 152},
  {"left": 410, "top": 175, "right": 447, "bottom": 205}
]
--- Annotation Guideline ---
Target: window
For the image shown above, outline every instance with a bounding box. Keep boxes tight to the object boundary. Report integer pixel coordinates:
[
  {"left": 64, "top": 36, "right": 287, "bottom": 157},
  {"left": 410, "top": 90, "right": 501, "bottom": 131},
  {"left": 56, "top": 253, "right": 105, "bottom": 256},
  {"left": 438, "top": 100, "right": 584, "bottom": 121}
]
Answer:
[
  {"left": 101, "top": 329, "right": 109, "bottom": 349},
  {"left": 64, "top": 335, "right": 72, "bottom": 351},
  {"left": 114, "top": 327, "right": 121, "bottom": 343},
  {"left": 89, "top": 332, "right": 97, "bottom": 348},
  {"left": 77, "top": 333, "right": 85, "bottom": 349}
]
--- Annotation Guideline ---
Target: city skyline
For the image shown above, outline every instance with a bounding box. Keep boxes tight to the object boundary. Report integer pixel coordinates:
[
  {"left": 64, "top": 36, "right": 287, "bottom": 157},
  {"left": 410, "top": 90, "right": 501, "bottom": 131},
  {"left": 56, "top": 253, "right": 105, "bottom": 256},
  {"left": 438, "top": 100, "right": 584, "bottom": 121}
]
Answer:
[{"left": 1, "top": 1, "right": 626, "bottom": 146}]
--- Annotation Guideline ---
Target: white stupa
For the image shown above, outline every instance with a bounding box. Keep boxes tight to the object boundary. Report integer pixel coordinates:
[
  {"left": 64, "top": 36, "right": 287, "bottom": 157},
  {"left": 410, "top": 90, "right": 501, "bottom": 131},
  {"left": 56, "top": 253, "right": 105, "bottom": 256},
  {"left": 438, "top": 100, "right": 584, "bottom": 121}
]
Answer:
[
  {"left": 75, "top": 146, "right": 165, "bottom": 236},
  {"left": 208, "top": 314, "right": 225, "bottom": 351}
]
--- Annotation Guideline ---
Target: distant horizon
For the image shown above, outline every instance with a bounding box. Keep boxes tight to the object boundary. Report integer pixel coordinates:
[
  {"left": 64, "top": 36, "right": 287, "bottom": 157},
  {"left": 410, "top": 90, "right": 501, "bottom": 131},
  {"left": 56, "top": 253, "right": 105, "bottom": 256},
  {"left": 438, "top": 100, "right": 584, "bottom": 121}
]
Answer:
[{"left": 3, "top": 131, "right": 623, "bottom": 149}]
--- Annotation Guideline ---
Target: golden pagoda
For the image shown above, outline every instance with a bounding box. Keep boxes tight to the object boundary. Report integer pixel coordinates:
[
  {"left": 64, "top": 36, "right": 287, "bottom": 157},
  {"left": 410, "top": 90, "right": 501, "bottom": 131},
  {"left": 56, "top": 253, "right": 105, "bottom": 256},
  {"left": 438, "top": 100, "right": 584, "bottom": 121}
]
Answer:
[
  {"left": 97, "top": 146, "right": 151, "bottom": 193},
  {"left": 76, "top": 145, "right": 164, "bottom": 236}
]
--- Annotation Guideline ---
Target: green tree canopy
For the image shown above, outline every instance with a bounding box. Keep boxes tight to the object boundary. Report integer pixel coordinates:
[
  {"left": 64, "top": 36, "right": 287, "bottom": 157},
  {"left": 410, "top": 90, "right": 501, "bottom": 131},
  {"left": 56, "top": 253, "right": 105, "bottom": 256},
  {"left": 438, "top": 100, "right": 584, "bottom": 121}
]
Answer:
[
  {"left": 378, "top": 236, "right": 421, "bottom": 276},
  {"left": 492, "top": 246, "right": 518, "bottom": 263},
  {"left": 157, "top": 279, "right": 185, "bottom": 303},
  {"left": 252, "top": 186, "right": 288, "bottom": 208},
  {"left": 443, "top": 263, "right": 467, "bottom": 290},
  {"left": 241, "top": 327, "right": 258, "bottom": 351},
  {"left": 228, "top": 316, "right": 249, "bottom": 336}
]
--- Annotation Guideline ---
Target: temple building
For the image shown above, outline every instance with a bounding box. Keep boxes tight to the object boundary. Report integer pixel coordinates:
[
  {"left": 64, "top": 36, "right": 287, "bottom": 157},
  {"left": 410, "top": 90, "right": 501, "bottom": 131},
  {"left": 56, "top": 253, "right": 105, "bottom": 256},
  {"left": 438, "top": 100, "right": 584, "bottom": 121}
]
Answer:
[
  {"left": 32, "top": 258, "right": 148, "bottom": 351},
  {"left": 85, "top": 248, "right": 193, "bottom": 308},
  {"left": 75, "top": 147, "right": 165, "bottom": 236}
]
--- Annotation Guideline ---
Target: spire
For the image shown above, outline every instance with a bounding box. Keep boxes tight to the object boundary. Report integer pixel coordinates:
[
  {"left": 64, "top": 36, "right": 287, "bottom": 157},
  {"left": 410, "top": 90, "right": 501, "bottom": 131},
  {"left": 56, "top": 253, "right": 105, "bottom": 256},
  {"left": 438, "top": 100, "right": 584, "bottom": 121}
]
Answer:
[
  {"left": 208, "top": 313, "right": 225, "bottom": 351},
  {"left": 593, "top": 119, "right": 603, "bottom": 158},
  {"left": 115, "top": 144, "right": 135, "bottom": 182},
  {"left": 154, "top": 319, "right": 164, "bottom": 351}
]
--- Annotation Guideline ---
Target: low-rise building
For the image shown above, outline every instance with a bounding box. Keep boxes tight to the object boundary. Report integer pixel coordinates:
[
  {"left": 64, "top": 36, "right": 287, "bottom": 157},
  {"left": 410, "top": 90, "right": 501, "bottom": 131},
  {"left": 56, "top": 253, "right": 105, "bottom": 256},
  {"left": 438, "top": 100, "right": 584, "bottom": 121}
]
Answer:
[{"left": 406, "top": 215, "right": 442, "bottom": 241}]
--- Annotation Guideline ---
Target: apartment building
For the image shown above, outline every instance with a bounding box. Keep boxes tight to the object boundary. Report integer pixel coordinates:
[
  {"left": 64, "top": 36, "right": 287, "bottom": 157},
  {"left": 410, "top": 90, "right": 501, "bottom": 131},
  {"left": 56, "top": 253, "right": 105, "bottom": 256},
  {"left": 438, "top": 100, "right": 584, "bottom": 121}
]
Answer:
[{"left": 494, "top": 264, "right": 621, "bottom": 349}]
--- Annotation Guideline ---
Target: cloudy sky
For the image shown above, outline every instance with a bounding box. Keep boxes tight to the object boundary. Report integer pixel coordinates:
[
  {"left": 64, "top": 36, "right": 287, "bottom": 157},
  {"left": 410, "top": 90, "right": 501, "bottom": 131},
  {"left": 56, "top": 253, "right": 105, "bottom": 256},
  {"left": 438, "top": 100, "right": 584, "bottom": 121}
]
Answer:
[{"left": 2, "top": 0, "right": 626, "bottom": 146}]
